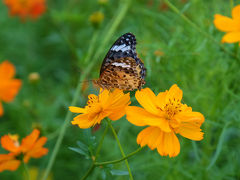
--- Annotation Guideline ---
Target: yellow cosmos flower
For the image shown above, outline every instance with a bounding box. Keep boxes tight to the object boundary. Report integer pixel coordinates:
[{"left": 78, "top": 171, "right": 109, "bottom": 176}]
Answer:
[
  {"left": 126, "top": 84, "right": 204, "bottom": 157},
  {"left": 214, "top": 5, "right": 240, "bottom": 44},
  {"left": 69, "top": 89, "right": 130, "bottom": 129}
]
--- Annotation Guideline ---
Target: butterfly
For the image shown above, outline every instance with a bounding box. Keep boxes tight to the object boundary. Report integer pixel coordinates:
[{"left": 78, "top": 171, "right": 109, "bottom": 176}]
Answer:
[{"left": 93, "top": 32, "right": 146, "bottom": 91}]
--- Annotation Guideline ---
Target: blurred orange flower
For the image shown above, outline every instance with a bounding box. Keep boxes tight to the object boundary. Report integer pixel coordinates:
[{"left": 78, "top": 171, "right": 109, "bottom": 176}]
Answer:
[
  {"left": 69, "top": 89, "right": 130, "bottom": 129},
  {"left": 4, "top": 0, "right": 46, "bottom": 20},
  {"left": 214, "top": 5, "right": 240, "bottom": 44},
  {"left": 0, "top": 60, "right": 21, "bottom": 116},
  {"left": 126, "top": 85, "right": 204, "bottom": 157},
  {"left": 0, "top": 129, "right": 48, "bottom": 172}
]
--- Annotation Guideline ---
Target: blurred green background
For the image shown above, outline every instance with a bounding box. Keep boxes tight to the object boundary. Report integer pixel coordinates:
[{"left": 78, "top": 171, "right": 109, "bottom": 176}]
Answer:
[{"left": 0, "top": 0, "right": 240, "bottom": 179}]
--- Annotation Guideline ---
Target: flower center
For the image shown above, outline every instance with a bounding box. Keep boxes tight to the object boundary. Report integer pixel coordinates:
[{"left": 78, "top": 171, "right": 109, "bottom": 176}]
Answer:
[
  {"left": 87, "top": 95, "right": 103, "bottom": 122},
  {"left": 163, "top": 98, "right": 182, "bottom": 120},
  {"left": 9, "top": 134, "right": 20, "bottom": 147},
  {"left": 87, "top": 95, "right": 99, "bottom": 108}
]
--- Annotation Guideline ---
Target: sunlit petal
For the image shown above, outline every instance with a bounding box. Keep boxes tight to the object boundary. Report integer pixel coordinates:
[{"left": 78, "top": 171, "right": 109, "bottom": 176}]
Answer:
[
  {"left": 135, "top": 88, "right": 159, "bottom": 114},
  {"left": 157, "top": 131, "right": 180, "bottom": 157},
  {"left": 232, "top": 5, "right": 240, "bottom": 20}
]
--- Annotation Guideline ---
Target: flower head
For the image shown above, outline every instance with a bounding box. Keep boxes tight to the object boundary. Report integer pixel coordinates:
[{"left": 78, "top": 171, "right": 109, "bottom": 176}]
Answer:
[
  {"left": 89, "top": 11, "right": 104, "bottom": 28},
  {"left": 4, "top": 0, "right": 46, "bottom": 20},
  {"left": 0, "top": 129, "right": 48, "bottom": 172},
  {"left": 69, "top": 89, "right": 130, "bottom": 129},
  {"left": 214, "top": 5, "right": 240, "bottom": 44},
  {"left": 126, "top": 85, "right": 204, "bottom": 157},
  {"left": 0, "top": 60, "right": 22, "bottom": 116}
]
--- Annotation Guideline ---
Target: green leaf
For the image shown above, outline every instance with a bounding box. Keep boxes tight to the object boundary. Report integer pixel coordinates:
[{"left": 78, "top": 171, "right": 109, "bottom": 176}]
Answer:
[
  {"left": 207, "top": 122, "right": 231, "bottom": 170},
  {"left": 77, "top": 140, "right": 89, "bottom": 152},
  {"left": 68, "top": 147, "right": 89, "bottom": 157}
]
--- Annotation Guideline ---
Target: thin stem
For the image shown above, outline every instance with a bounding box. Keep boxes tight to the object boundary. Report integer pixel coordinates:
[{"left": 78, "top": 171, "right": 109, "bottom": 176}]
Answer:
[
  {"left": 80, "top": 163, "right": 95, "bottom": 180},
  {"left": 41, "top": 30, "right": 98, "bottom": 180},
  {"left": 23, "top": 163, "right": 30, "bottom": 180},
  {"left": 95, "top": 123, "right": 109, "bottom": 160},
  {"left": 42, "top": 1, "right": 131, "bottom": 179},
  {"left": 230, "top": 0, "right": 234, "bottom": 9},
  {"left": 95, "top": 147, "right": 144, "bottom": 166},
  {"left": 80, "top": 121, "right": 109, "bottom": 180},
  {"left": 164, "top": 0, "right": 240, "bottom": 62},
  {"left": 234, "top": 43, "right": 239, "bottom": 58},
  {"left": 107, "top": 119, "right": 134, "bottom": 180}
]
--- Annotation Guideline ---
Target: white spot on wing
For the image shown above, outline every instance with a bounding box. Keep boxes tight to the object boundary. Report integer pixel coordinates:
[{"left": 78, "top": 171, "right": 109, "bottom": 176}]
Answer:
[
  {"left": 112, "top": 62, "right": 131, "bottom": 68},
  {"left": 120, "top": 46, "right": 131, "bottom": 52},
  {"left": 111, "top": 44, "right": 131, "bottom": 52}
]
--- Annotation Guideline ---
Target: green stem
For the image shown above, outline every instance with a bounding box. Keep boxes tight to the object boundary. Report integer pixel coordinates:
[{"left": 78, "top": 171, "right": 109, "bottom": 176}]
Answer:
[
  {"left": 42, "top": 1, "right": 131, "bottom": 179},
  {"left": 23, "top": 163, "right": 30, "bottom": 180},
  {"left": 95, "top": 122, "right": 109, "bottom": 160},
  {"left": 234, "top": 43, "right": 239, "bottom": 57},
  {"left": 41, "top": 30, "right": 98, "bottom": 180},
  {"left": 80, "top": 122, "right": 109, "bottom": 180},
  {"left": 164, "top": 0, "right": 240, "bottom": 62},
  {"left": 95, "top": 147, "right": 144, "bottom": 166},
  {"left": 107, "top": 119, "right": 134, "bottom": 180},
  {"left": 80, "top": 163, "right": 95, "bottom": 180},
  {"left": 230, "top": 0, "right": 234, "bottom": 9}
]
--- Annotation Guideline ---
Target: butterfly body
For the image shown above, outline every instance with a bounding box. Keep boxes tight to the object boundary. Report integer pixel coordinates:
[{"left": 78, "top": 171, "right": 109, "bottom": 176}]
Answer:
[{"left": 94, "top": 33, "right": 146, "bottom": 91}]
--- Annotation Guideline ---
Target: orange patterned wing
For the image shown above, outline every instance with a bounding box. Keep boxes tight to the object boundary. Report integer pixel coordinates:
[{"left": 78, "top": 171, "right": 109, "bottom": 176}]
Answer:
[{"left": 96, "top": 57, "right": 145, "bottom": 91}]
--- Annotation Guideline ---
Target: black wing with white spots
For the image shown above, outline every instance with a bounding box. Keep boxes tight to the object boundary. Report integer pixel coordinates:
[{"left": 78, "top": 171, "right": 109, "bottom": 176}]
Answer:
[{"left": 100, "top": 33, "right": 145, "bottom": 78}]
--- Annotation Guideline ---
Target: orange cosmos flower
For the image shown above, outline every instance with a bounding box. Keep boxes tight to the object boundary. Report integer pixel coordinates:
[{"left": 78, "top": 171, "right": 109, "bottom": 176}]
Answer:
[
  {"left": 69, "top": 89, "right": 130, "bottom": 129},
  {"left": 0, "top": 129, "right": 48, "bottom": 172},
  {"left": 214, "top": 5, "right": 240, "bottom": 44},
  {"left": 126, "top": 85, "right": 204, "bottom": 157},
  {"left": 4, "top": 0, "right": 46, "bottom": 20},
  {"left": 0, "top": 60, "right": 22, "bottom": 117}
]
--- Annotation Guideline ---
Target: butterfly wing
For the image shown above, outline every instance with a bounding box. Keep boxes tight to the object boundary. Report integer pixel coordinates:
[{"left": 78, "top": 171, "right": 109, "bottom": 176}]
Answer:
[
  {"left": 97, "top": 57, "right": 145, "bottom": 91},
  {"left": 100, "top": 33, "right": 137, "bottom": 74},
  {"left": 96, "top": 32, "right": 146, "bottom": 90}
]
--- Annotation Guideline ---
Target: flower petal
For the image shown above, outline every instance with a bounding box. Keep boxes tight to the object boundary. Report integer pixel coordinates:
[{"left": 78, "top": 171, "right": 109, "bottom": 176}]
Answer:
[
  {"left": 21, "top": 129, "right": 40, "bottom": 152},
  {"left": 135, "top": 88, "right": 159, "bottom": 115},
  {"left": 108, "top": 107, "right": 126, "bottom": 121},
  {"left": 32, "top": 137, "right": 47, "bottom": 149},
  {"left": 126, "top": 106, "right": 171, "bottom": 132},
  {"left": 167, "top": 84, "right": 182, "bottom": 102},
  {"left": 0, "top": 154, "right": 15, "bottom": 162},
  {"left": 221, "top": 32, "right": 240, "bottom": 43},
  {"left": 175, "top": 111, "right": 205, "bottom": 124},
  {"left": 71, "top": 114, "right": 96, "bottom": 129},
  {"left": 156, "top": 131, "right": 180, "bottom": 157},
  {"left": 0, "top": 61, "right": 16, "bottom": 79},
  {"left": 69, "top": 106, "right": 86, "bottom": 113},
  {"left": 213, "top": 14, "right": 239, "bottom": 32},
  {"left": 137, "top": 127, "right": 154, "bottom": 147},
  {"left": 23, "top": 137, "right": 48, "bottom": 163},
  {"left": 126, "top": 106, "right": 148, "bottom": 126},
  {"left": 105, "top": 89, "right": 130, "bottom": 110},
  {"left": 177, "top": 123, "right": 204, "bottom": 141},
  {"left": 137, "top": 127, "right": 161, "bottom": 150},
  {"left": 0, "top": 159, "right": 20, "bottom": 172},
  {"left": 1, "top": 135, "right": 19, "bottom": 153},
  {"left": 174, "top": 111, "right": 204, "bottom": 141},
  {"left": 156, "top": 91, "right": 167, "bottom": 109},
  {"left": 23, "top": 148, "right": 48, "bottom": 163},
  {"left": 232, "top": 5, "right": 240, "bottom": 20},
  {"left": 0, "top": 80, "right": 22, "bottom": 102},
  {"left": 98, "top": 89, "right": 109, "bottom": 106},
  {"left": 0, "top": 102, "right": 3, "bottom": 116}
]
